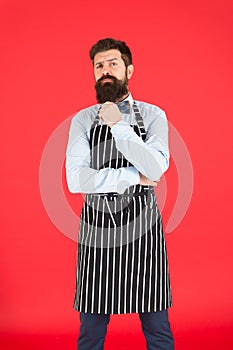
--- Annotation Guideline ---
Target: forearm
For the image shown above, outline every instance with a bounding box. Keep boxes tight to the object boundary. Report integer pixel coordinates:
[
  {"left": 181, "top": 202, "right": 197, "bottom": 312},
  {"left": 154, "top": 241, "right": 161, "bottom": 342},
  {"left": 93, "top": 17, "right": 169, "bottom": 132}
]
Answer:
[
  {"left": 66, "top": 162, "right": 139, "bottom": 194},
  {"left": 110, "top": 120, "right": 169, "bottom": 181}
]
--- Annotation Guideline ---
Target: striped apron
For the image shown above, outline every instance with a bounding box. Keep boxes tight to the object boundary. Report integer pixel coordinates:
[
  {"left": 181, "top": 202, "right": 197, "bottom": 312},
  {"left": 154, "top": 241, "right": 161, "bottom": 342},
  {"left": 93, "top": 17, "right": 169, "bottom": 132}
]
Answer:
[{"left": 74, "top": 102, "right": 172, "bottom": 314}]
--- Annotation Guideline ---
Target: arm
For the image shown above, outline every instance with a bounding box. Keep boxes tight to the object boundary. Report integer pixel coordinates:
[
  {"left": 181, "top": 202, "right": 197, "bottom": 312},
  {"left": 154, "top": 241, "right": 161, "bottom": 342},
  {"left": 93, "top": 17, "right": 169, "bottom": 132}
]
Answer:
[
  {"left": 65, "top": 112, "right": 140, "bottom": 194},
  {"left": 110, "top": 108, "right": 170, "bottom": 181}
]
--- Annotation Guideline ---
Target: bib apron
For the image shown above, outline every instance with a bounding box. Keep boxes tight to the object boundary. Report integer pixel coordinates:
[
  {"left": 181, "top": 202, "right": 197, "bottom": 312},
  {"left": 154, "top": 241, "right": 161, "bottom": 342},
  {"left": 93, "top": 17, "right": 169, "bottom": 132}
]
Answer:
[{"left": 74, "top": 102, "right": 172, "bottom": 314}]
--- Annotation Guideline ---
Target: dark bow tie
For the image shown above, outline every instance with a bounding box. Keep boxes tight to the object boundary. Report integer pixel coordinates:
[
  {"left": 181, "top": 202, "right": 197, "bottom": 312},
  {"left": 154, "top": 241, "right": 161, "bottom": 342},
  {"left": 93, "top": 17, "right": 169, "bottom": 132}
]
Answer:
[{"left": 117, "top": 100, "right": 130, "bottom": 114}]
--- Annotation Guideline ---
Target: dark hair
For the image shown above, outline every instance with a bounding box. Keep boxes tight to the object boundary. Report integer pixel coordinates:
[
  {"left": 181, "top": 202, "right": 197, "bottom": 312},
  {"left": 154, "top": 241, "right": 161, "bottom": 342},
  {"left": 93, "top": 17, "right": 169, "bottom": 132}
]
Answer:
[{"left": 89, "top": 38, "right": 132, "bottom": 67}]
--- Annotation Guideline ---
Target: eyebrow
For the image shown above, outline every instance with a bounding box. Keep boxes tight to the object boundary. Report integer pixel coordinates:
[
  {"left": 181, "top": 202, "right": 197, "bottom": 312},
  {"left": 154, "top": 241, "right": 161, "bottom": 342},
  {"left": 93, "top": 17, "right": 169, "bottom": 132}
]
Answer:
[{"left": 95, "top": 58, "right": 119, "bottom": 66}]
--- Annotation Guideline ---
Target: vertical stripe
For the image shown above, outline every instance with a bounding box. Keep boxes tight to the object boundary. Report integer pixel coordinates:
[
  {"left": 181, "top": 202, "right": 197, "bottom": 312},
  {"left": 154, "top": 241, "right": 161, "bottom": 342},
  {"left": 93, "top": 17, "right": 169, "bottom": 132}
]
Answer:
[
  {"left": 154, "top": 204, "right": 158, "bottom": 311},
  {"left": 163, "top": 225, "right": 167, "bottom": 308},
  {"left": 135, "top": 196, "right": 142, "bottom": 312},
  {"left": 124, "top": 204, "right": 130, "bottom": 313},
  {"left": 96, "top": 125, "right": 103, "bottom": 169},
  {"left": 141, "top": 198, "right": 148, "bottom": 312},
  {"left": 102, "top": 126, "right": 109, "bottom": 168},
  {"left": 147, "top": 193, "right": 153, "bottom": 311},
  {"left": 98, "top": 199, "right": 105, "bottom": 313},
  {"left": 129, "top": 196, "right": 136, "bottom": 313},
  {"left": 118, "top": 199, "right": 123, "bottom": 313},
  {"left": 111, "top": 222, "right": 117, "bottom": 313},
  {"left": 84, "top": 198, "right": 96, "bottom": 312},
  {"left": 159, "top": 211, "right": 163, "bottom": 310},
  {"left": 109, "top": 132, "right": 113, "bottom": 167},
  {"left": 91, "top": 126, "right": 97, "bottom": 168},
  {"left": 104, "top": 220, "right": 110, "bottom": 314},
  {"left": 115, "top": 148, "right": 119, "bottom": 168}
]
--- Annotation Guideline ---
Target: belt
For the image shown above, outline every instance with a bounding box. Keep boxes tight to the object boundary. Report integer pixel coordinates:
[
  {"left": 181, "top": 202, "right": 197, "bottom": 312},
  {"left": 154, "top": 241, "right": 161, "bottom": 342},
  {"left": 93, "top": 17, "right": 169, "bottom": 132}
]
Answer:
[
  {"left": 96, "top": 187, "right": 152, "bottom": 201},
  {"left": 86, "top": 188, "right": 154, "bottom": 227}
]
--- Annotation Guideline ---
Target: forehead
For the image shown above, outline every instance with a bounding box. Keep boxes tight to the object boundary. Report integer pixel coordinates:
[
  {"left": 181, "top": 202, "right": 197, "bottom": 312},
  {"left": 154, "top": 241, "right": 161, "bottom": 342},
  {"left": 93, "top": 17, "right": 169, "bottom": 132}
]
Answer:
[{"left": 93, "top": 49, "right": 123, "bottom": 65}]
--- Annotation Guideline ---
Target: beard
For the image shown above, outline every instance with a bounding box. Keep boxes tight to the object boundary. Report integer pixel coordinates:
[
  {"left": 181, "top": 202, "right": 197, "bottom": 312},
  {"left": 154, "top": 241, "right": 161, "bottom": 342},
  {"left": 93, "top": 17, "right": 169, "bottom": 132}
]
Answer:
[{"left": 95, "top": 74, "right": 129, "bottom": 103}]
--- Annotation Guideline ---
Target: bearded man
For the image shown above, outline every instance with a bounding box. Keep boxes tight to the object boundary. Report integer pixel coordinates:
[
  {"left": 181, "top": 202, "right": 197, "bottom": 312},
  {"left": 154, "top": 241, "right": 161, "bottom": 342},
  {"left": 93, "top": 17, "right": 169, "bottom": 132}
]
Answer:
[{"left": 66, "top": 38, "right": 174, "bottom": 350}]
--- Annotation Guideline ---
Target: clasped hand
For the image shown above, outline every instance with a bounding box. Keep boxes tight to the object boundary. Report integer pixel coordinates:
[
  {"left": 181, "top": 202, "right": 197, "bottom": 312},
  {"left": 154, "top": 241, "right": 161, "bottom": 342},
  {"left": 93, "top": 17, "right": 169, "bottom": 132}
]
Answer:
[
  {"left": 99, "top": 102, "right": 122, "bottom": 128},
  {"left": 139, "top": 173, "right": 159, "bottom": 187}
]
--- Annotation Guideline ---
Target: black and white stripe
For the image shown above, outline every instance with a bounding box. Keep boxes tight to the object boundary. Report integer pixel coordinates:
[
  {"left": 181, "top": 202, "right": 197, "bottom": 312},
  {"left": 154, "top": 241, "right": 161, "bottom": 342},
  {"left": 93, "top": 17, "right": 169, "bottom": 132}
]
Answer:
[{"left": 74, "top": 102, "right": 172, "bottom": 314}]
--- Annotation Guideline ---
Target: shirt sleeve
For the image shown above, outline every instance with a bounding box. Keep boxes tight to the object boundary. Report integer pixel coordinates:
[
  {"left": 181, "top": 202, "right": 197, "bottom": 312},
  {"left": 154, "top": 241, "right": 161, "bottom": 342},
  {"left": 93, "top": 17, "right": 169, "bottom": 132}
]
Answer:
[
  {"left": 65, "top": 113, "right": 140, "bottom": 194},
  {"left": 110, "top": 108, "right": 169, "bottom": 181}
]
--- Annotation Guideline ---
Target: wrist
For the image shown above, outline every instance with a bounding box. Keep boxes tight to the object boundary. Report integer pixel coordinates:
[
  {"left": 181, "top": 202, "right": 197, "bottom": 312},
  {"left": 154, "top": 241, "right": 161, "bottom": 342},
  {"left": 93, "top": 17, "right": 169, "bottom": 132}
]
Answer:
[{"left": 108, "top": 117, "right": 122, "bottom": 128}]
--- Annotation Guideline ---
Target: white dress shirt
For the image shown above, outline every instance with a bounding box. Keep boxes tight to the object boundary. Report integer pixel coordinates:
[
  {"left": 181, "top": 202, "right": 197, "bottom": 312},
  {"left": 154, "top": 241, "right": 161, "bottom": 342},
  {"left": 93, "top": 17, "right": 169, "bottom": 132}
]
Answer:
[{"left": 66, "top": 93, "right": 169, "bottom": 194}]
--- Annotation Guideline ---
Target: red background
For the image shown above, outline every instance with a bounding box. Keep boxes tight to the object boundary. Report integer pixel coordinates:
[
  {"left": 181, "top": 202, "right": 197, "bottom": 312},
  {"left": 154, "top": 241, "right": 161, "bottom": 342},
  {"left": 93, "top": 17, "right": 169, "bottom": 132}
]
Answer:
[{"left": 1, "top": 0, "right": 233, "bottom": 349}]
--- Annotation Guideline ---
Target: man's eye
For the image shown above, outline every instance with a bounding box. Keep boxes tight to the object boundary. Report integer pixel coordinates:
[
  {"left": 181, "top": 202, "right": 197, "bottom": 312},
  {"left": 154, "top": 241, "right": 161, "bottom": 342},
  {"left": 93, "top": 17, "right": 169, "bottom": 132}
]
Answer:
[
  {"left": 96, "top": 64, "right": 102, "bottom": 69},
  {"left": 111, "top": 62, "right": 117, "bottom": 66}
]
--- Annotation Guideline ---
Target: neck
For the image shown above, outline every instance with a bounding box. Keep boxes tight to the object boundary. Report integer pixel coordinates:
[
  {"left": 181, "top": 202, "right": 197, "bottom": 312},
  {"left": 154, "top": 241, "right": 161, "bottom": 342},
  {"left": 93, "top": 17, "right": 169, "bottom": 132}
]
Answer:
[{"left": 115, "top": 92, "right": 130, "bottom": 103}]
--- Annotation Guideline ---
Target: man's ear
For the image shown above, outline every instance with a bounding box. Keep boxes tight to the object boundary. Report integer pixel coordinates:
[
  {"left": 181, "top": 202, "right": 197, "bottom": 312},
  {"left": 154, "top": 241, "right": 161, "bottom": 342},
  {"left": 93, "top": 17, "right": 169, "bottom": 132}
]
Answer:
[{"left": 127, "top": 64, "right": 134, "bottom": 79}]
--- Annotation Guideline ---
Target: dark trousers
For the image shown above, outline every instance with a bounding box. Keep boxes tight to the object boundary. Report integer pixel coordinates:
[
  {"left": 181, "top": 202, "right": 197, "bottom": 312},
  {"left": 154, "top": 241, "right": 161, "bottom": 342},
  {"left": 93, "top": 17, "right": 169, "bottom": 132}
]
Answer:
[{"left": 78, "top": 310, "right": 174, "bottom": 350}]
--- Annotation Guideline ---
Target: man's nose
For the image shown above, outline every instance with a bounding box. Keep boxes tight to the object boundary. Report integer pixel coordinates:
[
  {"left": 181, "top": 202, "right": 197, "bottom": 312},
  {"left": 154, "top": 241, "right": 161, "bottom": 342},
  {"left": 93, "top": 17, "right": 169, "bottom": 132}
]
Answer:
[
  {"left": 102, "top": 70, "right": 110, "bottom": 75},
  {"left": 102, "top": 65, "right": 111, "bottom": 75}
]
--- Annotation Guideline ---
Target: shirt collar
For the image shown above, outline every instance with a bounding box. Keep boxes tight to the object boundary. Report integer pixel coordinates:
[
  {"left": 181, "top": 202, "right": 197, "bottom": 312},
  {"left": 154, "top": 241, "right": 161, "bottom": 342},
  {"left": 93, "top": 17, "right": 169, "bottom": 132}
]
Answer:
[
  {"left": 120, "top": 92, "right": 134, "bottom": 106},
  {"left": 97, "top": 92, "right": 134, "bottom": 109}
]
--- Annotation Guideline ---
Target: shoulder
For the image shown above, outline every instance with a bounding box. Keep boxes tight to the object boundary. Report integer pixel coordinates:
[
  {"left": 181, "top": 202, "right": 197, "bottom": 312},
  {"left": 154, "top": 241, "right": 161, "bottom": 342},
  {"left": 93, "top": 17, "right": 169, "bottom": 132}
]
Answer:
[
  {"left": 133, "top": 100, "right": 168, "bottom": 131},
  {"left": 71, "top": 104, "right": 100, "bottom": 128},
  {"left": 134, "top": 99, "right": 167, "bottom": 122},
  {"left": 134, "top": 100, "right": 166, "bottom": 116}
]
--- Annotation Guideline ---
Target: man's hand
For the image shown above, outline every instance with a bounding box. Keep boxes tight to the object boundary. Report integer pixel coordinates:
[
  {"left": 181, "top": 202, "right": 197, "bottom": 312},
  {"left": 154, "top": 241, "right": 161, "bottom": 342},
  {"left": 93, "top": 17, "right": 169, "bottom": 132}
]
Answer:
[
  {"left": 99, "top": 102, "right": 122, "bottom": 128},
  {"left": 139, "top": 173, "right": 160, "bottom": 187}
]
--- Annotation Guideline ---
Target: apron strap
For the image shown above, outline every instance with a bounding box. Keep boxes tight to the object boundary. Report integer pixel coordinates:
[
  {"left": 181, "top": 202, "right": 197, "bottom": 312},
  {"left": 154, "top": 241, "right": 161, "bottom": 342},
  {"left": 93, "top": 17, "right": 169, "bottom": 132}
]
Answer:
[
  {"left": 132, "top": 102, "right": 146, "bottom": 140},
  {"left": 92, "top": 106, "right": 102, "bottom": 126}
]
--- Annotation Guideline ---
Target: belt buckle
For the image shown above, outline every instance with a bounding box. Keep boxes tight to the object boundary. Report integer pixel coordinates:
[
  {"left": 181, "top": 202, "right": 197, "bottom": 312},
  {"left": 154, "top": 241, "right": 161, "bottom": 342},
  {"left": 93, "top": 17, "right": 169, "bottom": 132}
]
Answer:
[{"left": 108, "top": 193, "right": 116, "bottom": 201}]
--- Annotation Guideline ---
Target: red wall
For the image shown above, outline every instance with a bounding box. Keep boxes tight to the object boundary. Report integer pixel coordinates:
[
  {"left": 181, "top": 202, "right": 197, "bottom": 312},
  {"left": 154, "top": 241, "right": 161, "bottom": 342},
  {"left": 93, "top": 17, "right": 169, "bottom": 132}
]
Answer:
[{"left": 1, "top": 0, "right": 233, "bottom": 349}]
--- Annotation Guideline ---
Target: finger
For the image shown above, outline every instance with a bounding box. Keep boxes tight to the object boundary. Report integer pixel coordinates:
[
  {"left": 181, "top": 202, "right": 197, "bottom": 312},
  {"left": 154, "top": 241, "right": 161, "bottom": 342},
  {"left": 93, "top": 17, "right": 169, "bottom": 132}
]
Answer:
[
  {"left": 100, "top": 105, "right": 111, "bottom": 112},
  {"left": 103, "top": 101, "right": 113, "bottom": 106}
]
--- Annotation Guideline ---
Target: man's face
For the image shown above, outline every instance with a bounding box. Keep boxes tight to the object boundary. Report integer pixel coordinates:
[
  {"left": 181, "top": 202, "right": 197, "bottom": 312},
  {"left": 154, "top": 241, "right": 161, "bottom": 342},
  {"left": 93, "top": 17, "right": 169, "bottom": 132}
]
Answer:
[{"left": 93, "top": 49, "right": 134, "bottom": 103}]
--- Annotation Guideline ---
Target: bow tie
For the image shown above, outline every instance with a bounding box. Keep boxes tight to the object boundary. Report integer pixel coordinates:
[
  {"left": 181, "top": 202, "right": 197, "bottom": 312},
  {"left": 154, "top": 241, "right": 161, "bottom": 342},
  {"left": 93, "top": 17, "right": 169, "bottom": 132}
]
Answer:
[{"left": 117, "top": 100, "right": 130, "bottom": 114}]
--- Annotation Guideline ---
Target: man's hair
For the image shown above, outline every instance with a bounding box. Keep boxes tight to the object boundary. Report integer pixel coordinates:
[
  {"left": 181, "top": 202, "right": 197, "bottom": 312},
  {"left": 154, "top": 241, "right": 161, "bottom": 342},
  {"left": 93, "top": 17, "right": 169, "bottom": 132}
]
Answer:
[{"left": 89, "top": 38, "right": 132, "bottom": 67}]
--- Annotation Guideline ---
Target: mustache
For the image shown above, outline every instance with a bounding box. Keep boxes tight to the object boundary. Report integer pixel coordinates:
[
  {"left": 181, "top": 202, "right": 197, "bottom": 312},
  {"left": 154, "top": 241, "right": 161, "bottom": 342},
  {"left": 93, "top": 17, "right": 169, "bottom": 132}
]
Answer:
[{"left": 97, "top": 75, "right": 117, "bottom": 84}]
